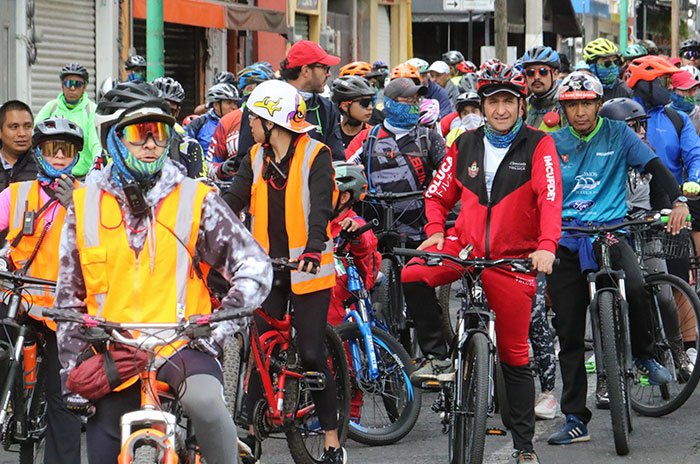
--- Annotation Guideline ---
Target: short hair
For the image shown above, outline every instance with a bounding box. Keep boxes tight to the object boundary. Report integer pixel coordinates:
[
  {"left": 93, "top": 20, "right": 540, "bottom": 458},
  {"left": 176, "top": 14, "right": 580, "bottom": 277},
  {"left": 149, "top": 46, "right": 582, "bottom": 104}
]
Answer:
[
  {"left": 279, "top": 58, "right": 302, "bottom": 81},
  {"left": 0, "top": 100, "right": 33, "bottom": 129}
]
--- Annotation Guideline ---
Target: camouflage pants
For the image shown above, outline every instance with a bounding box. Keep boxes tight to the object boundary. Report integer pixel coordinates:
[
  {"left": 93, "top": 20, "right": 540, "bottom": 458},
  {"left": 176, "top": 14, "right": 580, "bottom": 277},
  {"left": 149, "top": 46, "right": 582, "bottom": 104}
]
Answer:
[{"left": 529, "top": 273, "right": 556, "bottom": 392}]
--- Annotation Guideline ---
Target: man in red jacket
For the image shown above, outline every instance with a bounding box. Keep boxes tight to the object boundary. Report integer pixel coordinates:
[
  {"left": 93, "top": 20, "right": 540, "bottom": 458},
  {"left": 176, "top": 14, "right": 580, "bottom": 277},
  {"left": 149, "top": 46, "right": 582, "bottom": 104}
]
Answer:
[{"left": 401, "top": 60, "right": 562, "bottom": 464}]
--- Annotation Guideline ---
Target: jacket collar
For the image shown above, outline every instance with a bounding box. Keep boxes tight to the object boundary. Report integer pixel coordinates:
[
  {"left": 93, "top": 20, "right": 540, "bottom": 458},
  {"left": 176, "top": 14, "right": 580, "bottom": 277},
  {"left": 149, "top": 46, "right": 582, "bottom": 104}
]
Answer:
[{"left": 96, "top": 159, "right": 186, "bottom": 207}]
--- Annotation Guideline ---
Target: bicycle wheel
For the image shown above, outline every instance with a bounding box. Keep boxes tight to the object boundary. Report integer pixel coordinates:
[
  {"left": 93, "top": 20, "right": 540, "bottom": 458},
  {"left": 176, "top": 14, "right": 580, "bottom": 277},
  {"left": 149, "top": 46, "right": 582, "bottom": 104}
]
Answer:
[
  {"left": 222, "top": 333, "right": 245, "bottom": 421},
  {"left": 438, "top": 283, "right": 455, "bottom": 342},
  {"left": 132, "top": 443, "right": 159, "bottom": 464},
  {"left": 449, "top": 332, "right": 489, "bottom": 464},
  {"left": 285, "top": 324, "right": 351, "bottom": 464},
  {"left": 598, "top": 290, "right": 631, "bottom": 456},
  {"left": 335, "top": 322, "right": 421, "bottom": 446},
  {"left": 374, "top": 258, "right": 414, "bottom": 355},
  {"left": 632, "top": 273, "right": 700, "bottom": 416}
]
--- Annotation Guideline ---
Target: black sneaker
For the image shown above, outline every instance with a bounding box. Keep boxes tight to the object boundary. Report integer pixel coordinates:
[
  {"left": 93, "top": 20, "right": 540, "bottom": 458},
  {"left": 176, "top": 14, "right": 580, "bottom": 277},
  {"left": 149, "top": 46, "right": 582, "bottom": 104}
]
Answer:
[
  {"left": 320, "top": 446, "right": 347, "bottom": 464},
  {"left": 239, "top": 434, "right": 260, "bottom": 464},
  {"left": 512, "top": 449, "right": 540, "bottom": 463},
  {"left": 595, "top": 376, "right": 609, "bottom": 410}
]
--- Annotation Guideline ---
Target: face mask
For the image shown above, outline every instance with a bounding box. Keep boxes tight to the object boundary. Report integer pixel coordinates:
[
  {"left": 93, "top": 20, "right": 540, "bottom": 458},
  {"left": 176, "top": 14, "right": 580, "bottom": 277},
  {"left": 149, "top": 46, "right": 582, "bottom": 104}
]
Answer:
[
  {"left": 460, "top": 113, "right": 483, "bottom": 131},
  {"left": 670, "top": 92, "right": 696, "bottom": 114},
  {"left": 107, "top": 126, "right": 169, "bottom": 186},
  {"left": 384, "top": 98, "right": 420, "bottom": 130},
  {"left": 127, "top": 72, "right": 145, "bottom": 82},
  {"left": 594, "top": 64, "right": 619, "bottom": 88}
]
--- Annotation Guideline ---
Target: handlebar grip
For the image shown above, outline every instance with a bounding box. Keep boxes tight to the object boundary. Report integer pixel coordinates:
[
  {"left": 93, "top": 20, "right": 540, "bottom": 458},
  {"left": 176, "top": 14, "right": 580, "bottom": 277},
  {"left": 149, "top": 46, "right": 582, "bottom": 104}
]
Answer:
[
  {"left": 660, "top": 214, "right": 692, "bottom": 223},
  {"left": 208, "top": 307, "right": 253, "bottom": 323},
  {"left": 42, "top": 308, "right": 82, "bottom": 322},
  {"left": 393, "top": 248, "right": 429, "bottom": 258}
]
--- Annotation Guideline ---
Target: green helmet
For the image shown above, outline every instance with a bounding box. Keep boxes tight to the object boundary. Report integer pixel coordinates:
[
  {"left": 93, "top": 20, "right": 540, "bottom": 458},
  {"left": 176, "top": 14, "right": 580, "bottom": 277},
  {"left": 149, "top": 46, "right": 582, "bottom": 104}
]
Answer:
[
  {"left": 406, "top": 58, "right": 429, "bottom": 74},
  {"left": 333, "top": 162, "right": 368, "bottom": 203},
  {"left": 583, "top": 37, "right": 619, "bottom": 63},
  {"left": 622, "top": 44, "right": 647, "bottom": 61}
]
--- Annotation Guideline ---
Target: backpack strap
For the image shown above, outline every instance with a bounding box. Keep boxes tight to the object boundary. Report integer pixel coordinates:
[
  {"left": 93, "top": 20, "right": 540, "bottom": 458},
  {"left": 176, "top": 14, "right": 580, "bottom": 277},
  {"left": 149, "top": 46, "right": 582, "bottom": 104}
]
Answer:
[
  {"left": 664, "top": 105, "right": 684, "bottom": 139},
  {"left": 363, "top": 125, "right": 382, "bottom": 191}
]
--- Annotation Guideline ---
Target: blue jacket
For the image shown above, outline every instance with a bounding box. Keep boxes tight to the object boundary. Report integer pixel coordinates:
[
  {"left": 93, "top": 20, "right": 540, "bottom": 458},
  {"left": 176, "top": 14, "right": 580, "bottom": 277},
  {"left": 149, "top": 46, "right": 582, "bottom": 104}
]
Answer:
[
  {"left": 643, "top": 104, "right": 700, "bottom": 184},
  {"left": 186, "top": 108, "right": 220, "bottom": 154},
  {"left": 425, "top": 80, "right": 454, "bottom": 118}
]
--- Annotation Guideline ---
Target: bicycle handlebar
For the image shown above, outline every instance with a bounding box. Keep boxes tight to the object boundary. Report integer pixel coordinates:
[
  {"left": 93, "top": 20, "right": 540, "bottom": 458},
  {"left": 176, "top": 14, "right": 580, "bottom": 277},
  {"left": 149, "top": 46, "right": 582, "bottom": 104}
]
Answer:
[
  {"left": 561, "top": 216, "right": 665, "bottom": 235},
  {"left": 393, "top": 247, "right": 535, "bottom": 273},
  {"left": 0, "top": 270, "right": 56, "bottom": 287},
  {"left": 336, "top": 218, "right": 380, "bottom": 254},
  {"left": 364, "top": 190, "right": 425, "bottom": 202}
]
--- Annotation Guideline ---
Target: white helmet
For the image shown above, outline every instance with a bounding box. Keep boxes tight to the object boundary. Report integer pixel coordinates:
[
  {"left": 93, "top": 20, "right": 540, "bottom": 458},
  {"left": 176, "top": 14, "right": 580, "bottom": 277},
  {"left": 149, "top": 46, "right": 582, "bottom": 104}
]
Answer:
[
  {"left": 681, "top": 65, "right": 700, "bottom": 83},
  {"left": 247, "top": 80, "right": 315, "bottom": 133}
]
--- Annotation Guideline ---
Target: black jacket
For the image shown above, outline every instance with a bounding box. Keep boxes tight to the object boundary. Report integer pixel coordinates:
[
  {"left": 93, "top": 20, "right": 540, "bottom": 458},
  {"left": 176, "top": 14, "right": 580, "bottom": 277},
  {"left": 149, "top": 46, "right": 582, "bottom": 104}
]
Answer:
[{"left": 603, "top": 80, "right": 633, "bottom": 102}]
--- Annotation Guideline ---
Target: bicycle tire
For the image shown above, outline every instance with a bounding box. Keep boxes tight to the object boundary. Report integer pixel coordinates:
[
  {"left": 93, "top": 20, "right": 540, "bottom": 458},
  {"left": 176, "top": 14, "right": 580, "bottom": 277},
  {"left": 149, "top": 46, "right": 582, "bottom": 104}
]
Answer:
[
  {"left": 222, "top": 334, "right": 244, "bottom": 419},
  {"left": 335, "top": 322, "right": 421, "bottom": 446},
  {"left": 438, "top": 283, "right": 455, "bottom": 342},
  {"left": 598, "top": 290, "right": 631, "bottom": 456},
  {"left": 632, "top": 273, "right": 700, "bottom": 416},
  {"left": 284, "top": 324, "right": 351, "bottom": 464},
  {"left": 374, "top": 258, "right": 414, "bottom": 355},
  {"left": 132, "top": 443, "right": 159, "bottom": 464},
  {"left": 449, "top": 332, "right": 489, "bottom": 464}
]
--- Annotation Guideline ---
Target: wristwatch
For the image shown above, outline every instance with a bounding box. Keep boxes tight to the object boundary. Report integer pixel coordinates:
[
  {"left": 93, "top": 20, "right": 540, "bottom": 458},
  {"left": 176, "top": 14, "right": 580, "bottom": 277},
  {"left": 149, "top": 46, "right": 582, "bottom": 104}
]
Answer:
[{"left": 673, "top": 195, "right": 688, "bottom": 206}]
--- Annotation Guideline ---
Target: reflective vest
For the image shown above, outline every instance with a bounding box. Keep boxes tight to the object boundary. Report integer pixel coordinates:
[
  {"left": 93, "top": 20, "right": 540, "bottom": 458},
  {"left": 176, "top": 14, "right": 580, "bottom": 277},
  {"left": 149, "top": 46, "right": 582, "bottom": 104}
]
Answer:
[
  {"left": 72, "top": 178, "right": 213, "bottom": 358},
  {"left": 6, "top": 180, "right": 75, "bottom": 329},
  {"left": 249, "top": 135, "right": 336, "bottom": 294}
]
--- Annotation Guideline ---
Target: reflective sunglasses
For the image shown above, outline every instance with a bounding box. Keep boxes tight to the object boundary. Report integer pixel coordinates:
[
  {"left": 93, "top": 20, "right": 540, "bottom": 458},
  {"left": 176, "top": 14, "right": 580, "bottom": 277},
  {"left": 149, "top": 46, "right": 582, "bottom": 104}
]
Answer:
[
  {"left": 525, "top": 67, "right": 551, "bottom": 78},
  {"left": 596, "top": 59, "right": 618, "bottom": 69},
  {"left": 39, "top": 140, "right": 78, "bottom": 159},
  {"left": 63, "top": 79, "right": 85, "bottom": 89},
  {"left": 118, "top": 121, "right": 171, "bottom": 147},
  {"left": 627, "top": 118, "right": 647, "bottom": 133},
  {"left": 682, "top": 50, "right": 700, "bottom": 59},
  {"left": 353, "top": 97, "right": 374, "bottom": 108}
]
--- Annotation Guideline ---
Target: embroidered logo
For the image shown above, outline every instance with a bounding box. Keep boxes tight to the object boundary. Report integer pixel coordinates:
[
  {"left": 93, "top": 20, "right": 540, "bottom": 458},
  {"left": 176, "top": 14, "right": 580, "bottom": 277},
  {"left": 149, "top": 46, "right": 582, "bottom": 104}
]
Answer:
[
  {"left": 468, "top": 161, "right": 479, "bottom": 178},
  {"left": 562, "top": 154, "right": 569, "bottom": 163}
]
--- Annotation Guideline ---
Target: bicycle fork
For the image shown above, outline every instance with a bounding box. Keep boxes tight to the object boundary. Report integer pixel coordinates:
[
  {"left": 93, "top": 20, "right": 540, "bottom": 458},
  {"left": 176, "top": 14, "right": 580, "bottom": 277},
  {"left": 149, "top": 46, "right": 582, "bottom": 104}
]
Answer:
[{"left": 0, "top": 324, "right": 28, "bottom": 434}]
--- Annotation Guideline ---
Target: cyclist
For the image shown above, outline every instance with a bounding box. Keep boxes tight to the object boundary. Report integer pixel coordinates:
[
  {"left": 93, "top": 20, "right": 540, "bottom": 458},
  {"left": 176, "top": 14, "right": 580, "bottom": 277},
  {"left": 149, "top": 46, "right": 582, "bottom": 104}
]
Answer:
[
  {"left": 670, "top": 70, "right": 700, "bottom": 134},
  {"left": 237, "top": 40, "right": 345, "bottom": 161},
  {"left": 440, "top": 73, "right": 480, "bottom": 137},
  {"left": 151, "top": 76, "right": 208, "bottom": 178},
  {"left": 680, "top": 39, "right": 700, "bottom": 69},
  {"left": 521, "top": 45, "right": 567, "bottom": 132},
  {"left": 368, "top": 60, "right": 390, "bottom": 111},
  {"left": 192, "top": 71, "right": 239, "bottom": 116},
  {"left": 54, "top": 80, "right": 272, "bottom": 464},
  {"left": 445, "top": 91, "right": 483, "bottom": 147},
  {"left": 583, "top": 38, "right": 633, "bottom": 101},
  {"left": 639, "top": 39, "right": 659, "bottom": 56},
  {"left": 345, "top": 77, "right": 446, "bottom": 246},
  {"left": 407, "top": 58, "right": 454, "bottom": 117},
  {"left": 337, "top": 61, "right": 386, "bottom": 126},
  {"left": 237, "top": 62, "right": 275, "bottom": 99},
  {"left": 619, "top": 43, "right": 648, "bottom": 79},
  {"left": 34, "top": 63, "right": 102, "bottom": 177},
  {"left": 0, "top": 101, "right": 38, "bottom": 194},
  {"left": 222, "top": 79, "right": 346, "bottom": 464},
  {"left": 331, "top": 75, "right": 376, "bottom": 148},
  {"left": 186, "top": 82, "right": 239, "bottom": 153},
  {"left": 429, "top": 60, "right": 459, "bottom": 106},
  {"left": 124, "top": 54, "right": 146, "bottom": 82},
  {"left": 402, "top": 59, "right": 561, "bottom": 464},
  {"left": 547, "top": 71, "right": 685, "bottom": 445},
  {"left": 418, "top": 98, "right": 442, "bottom": 133},
  {"left": 442, "top": 50, "right": 467, "bottom": 86}
]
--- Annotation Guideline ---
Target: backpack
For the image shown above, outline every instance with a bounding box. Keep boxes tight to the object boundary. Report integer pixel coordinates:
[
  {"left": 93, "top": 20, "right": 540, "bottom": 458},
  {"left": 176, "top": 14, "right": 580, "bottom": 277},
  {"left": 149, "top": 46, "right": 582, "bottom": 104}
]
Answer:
[{"left": 664, "top": 105, "right": 684, "bottom": 139}]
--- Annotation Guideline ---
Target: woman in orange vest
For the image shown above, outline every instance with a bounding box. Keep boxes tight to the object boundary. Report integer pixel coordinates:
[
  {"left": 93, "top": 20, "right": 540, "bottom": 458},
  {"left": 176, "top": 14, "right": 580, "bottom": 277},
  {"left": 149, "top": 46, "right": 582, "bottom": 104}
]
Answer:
[
  {"left": 0, "top": 116, "right": 83, "bottom": 464},
  {"left": 223, "top": 79, "right": 346, "bottom": 464}
]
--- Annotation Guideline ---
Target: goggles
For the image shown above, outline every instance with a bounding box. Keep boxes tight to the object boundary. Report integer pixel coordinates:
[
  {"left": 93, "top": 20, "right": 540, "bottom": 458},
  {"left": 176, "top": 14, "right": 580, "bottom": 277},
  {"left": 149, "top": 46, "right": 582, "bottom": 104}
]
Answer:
[
  {"left": 118, "top": 121, "right": 171, "bottom": 147},
  {"left": 353, "top": 97, "right": 374, "bottom": 109},
  {"left": 682, "top": 50, "right": 700, "bottom": 59},
  {"left": 39, "top": 140, "right": 79, "bottom": 159},
  {"left": 63, "top": 79, "right": 85, "bottom": 89},
  {"left": 525, "top": 67, "right": 551, "bottom": 78},
  {"left": 627, "top": 118, "right": 648, "bottom": 133}
]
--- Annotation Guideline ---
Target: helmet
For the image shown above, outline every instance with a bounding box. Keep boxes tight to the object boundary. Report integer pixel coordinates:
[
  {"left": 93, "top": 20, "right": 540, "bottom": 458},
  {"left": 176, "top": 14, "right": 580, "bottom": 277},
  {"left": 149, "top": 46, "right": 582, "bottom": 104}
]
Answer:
[
  {"left": 681, "top": 65, "right": 700, "bottom": 82},
  {"left": 339, "top": 61, "right": 372, "bottom": 77},
  {"left": 458, "top": 73, "right": 479, "bottom": 94},
  {"left": 247, "top": 80, "right": 314, "bottom": 133},
  {"left": 557, "top": 71, "right": 604, "bottom": 101},
  {"left": 624, "top": 55, "right": 680, "bottom": 88},
  {"left": 98, "top": 77, "right": 118, "bottom": 101},
  {"left": 32, "top": 117, "right": 84, "bottom": 151},
  {"left": 599, "top": 97, "right": 648, "bottom": 122},
  {"left": 206, "top": 83, "right": 239, "bottom": 103},
  {"left": 125, "top": 55, "right": 146, "bottom": 71},
  {"left": 583, "top": 38, "right": 619, "bottom": 63},
  {"left": 477, "top": 59, "right": 528, "bottom": 98},
  {"left": 390, "top": 63, "right": 421, "bottom": 82},
  {"left": 372, "top": 61, "right": 389, "bottom": 74},
  {"left": 621, "top": 43, "right": 648, "bottom": 61},
  {"left": 330, "top": 76, "right": 375, "bottom": 104},
  {"left": 95, "top": 81, "right": 175, "bottom": 147},
  {"left": 333, "top": 161, "right": 368, "bottom": 202},
  {"left": 680, "top": 39, "right": 700, "bottom": 54},
  {"left": 418, "top": 99, "right": 440, "bottom": 127},
  {"left": 638, "top": 39, "right": 658, "bottom": 55},
  {"left": 152, "top": 77, "right": 185, "bottom": 105},
  {"left": 59, "top": 63, "right": 89, "bottom": 82},
  {"left": 182, "top": 114, "right": 199, "bottom": 126},
  {"left": 442, "top": 51, "right": 465, "bottom": 66},
  {"left": 455, "top": 91, "right": 481, "bottom": 112},
  {"left": 406, "top": 58, "right": 429, "bottom": 74},
  {"left": 574, "top": 60, "right": 591, "bottom": 71},
  {"left": 214, "top": 71, "right": 237, "bottom": 85},
  {"left": 521, "top": 45, "right": 561, "bottom": 70},
  {"left": 457, "top": 60, "right": 478, "bottom": 74},
  {"left": 236, "top": 63, "right": 274, "bottom": 96}
]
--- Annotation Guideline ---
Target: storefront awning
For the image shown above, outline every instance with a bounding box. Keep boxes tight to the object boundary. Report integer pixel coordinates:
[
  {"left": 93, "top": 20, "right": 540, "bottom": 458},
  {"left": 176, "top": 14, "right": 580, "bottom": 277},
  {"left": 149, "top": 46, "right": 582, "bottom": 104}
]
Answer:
[
  {"left": 133, "top": 0, "right": 287, "bottom": 35},
  {"left": 552, "top": 0, "right": 582, "bottom": 38}
]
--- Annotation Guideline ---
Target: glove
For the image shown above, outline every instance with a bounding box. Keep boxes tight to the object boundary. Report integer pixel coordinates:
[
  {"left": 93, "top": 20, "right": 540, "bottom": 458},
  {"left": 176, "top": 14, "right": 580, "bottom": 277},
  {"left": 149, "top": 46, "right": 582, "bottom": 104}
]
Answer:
[
  {"left": 218, "top": 157, "right": 239, "bottom": 179},
  {"left": 298, "top": 252, "right": 322, "bottom": 274},
  {"left": 54, "top": 175, "right": 76, "bottom": 208},
  {"left": 190, "top": 337, "right": 223, "bottom": 358},
  {"left": 65, "top": 393, "right": 94, "bottom": 417},
  {"left": 683, "top": 181, "right": 700, "bottom": 196}
]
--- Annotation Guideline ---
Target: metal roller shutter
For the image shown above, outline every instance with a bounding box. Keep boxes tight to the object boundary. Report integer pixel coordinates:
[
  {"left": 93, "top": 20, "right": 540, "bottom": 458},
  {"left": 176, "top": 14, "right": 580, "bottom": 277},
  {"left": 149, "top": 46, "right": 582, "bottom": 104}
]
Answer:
[
  {"left": 295, "top": 13, "right": 310, "bottom": 41},
  {"left": 31, "top": 0, "right": 96, "bottom": 114},
  {"left": 0, "top": 0, "right": 16, "bottom": 103},
  {"left": 377, "top": 6, "right": 391, "bottom": 66}
]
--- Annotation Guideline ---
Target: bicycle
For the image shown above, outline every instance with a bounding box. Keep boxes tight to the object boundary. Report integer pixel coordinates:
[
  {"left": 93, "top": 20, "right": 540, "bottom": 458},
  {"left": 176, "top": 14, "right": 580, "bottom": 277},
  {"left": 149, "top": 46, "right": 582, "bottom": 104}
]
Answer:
[
  {"left": 224, "top": 258, "right": 351, "bottom": 464},
  {"left": 395, "top": 246, "right": 532, "bottom": 464},
  {"left": 0, "top": 270, "right": 55, "bottom": 464},
  {"left": 332, "top": 219, "right": 421, "bottom": 446},
  {"left": 43, "top": 305, "right": 248, "bottom": 464}
]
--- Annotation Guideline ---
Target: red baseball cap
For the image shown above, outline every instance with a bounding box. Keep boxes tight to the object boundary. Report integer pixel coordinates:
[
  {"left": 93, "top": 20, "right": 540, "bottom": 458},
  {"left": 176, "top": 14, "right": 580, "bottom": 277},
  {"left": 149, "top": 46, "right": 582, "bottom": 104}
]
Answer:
[
  {"left": 672, "top": 70, "right": 700, "bottom": 90},
  {"left": 671, "top": 57, "right": 681, "bottom": 67},
  {"left": 285, "top": 40, "right": 340, "bottom": 68}
]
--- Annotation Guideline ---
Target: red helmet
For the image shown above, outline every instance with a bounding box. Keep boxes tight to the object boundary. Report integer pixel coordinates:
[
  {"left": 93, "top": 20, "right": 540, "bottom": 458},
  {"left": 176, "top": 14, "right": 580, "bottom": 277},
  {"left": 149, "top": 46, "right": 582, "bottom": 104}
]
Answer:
[
  {"left": 624, "top": 55, "right": 681, "bottom": 88},
  {"left": 182, "top": 114, "right": 199, "bottom": 127},
  {"left": 457, "top": 60, "right": 477, "bottom": 74},
  {"left": 477, "top": 59, "right": 528, "bottom": 98}
]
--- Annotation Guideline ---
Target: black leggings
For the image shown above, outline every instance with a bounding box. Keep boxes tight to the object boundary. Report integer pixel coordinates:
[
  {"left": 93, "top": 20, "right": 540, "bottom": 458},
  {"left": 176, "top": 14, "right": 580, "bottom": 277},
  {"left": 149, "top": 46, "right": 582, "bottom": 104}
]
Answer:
[{"left": 245, "top": 280, "right": 337, "bottom": 431}]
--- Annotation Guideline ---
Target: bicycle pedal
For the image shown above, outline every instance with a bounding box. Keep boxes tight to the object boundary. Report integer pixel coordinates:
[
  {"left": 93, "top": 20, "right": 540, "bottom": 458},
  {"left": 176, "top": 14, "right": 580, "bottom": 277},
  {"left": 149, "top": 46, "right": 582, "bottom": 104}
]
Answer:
[
  {"left": 486, "top": 428, "right": 507, "bottom": 436},
  {"left": 301, "top": 371, "right": 326, "bottom": 391},
  {"left": 421, "top": 380, "right": 442, "bottom": 390}
]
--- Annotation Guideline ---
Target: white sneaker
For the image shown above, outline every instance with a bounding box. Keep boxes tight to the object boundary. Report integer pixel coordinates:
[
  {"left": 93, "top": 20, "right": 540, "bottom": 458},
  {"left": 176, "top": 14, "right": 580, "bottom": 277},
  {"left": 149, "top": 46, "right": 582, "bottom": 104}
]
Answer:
[
  {"left": 534, "top": 392, "right": 559, "bottom": 420},
  {"left": 687, "top": 347, "right": 697, "bottom": 368}
]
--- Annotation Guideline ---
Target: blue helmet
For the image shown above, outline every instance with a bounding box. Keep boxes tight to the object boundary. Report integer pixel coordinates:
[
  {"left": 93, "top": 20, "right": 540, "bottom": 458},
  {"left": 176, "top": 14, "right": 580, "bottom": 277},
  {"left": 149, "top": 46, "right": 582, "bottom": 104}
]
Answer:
[
  {"left": 521, "top": 46, "right": 561, "bottom": 70},
  {"left": 237, "top": 62, "right": 275, "bottom": 97}
]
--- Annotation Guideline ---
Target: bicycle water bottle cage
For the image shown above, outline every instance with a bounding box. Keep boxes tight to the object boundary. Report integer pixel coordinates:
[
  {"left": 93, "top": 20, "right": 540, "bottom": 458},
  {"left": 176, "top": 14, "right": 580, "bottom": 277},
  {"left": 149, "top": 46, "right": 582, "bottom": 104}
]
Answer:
[{"left": 301, "top": 371, "right": 327, "bottom": 391}]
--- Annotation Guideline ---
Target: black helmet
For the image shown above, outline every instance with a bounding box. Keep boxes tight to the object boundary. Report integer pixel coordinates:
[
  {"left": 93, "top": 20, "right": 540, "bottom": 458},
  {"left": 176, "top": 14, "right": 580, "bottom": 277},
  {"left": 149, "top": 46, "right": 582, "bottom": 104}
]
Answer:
[
  {"left": 59, "top": 63, "right": 89, "bottom": 83},
  {"left": 98, "top": 77, "right": 118, "bottom": 101},
  {"left": 455, "top": 91, "right": 481, "bottom": 113},
  {"left": 125, "top": 55, "right": 146, "bottom": 71},
  {"left": 442, "top": 50, "right": 465, "bottom": 66},
  {"left": 681, "top": 39, "right": 700, "bottom": 54},
  {"left": 214, "top": 71, "right": 237, "bottom": 85},
  {"left": 599, "top": 97, "right": 648, "bottom": 122},
  {"left": 95, "top": 81, "right": 174, "bottom": 148},
  {"left": 32, "top": 117, "right": 84, "bottom": 151},
  {"left": 152, "top": 76, "right": 185, "bottom": 105},
  {"left": 333, "top": 161, "right": 368, "bottom": 203},
  {"left": 458, "top": 73, "right": 478, "bottom": 94},
  {"left": 206, "top": 83, "right": 239, "bottom": 103},
  {"left": 521, "top": 45, "right": 561, "bottom": 70},
  {"left": 330, "top": 76, "right": 375, "bottom": 104}
]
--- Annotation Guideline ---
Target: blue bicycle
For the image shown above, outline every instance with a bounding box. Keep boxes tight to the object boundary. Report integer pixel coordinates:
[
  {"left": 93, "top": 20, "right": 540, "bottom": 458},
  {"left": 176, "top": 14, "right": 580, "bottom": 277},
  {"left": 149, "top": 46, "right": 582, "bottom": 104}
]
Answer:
[{"left": 333, "top": 219, "right": 422, "bottom": 446}]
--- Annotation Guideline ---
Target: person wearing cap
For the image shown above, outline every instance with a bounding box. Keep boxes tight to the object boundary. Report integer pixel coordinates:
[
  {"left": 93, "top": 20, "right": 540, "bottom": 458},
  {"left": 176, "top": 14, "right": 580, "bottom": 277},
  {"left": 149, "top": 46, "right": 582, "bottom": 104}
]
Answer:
[
  {"left": 520, "top": 46, "right": 568, "bottom": 132},
  {"left": 345, "top": 77, "right": 446, "bottom": 246},
  {"left": 671, "top": 70, "right": 700, "bottom": 134},
  {"left": 35, "top": 63, "right": 102, "bottom": 177},
  {"left": 407, "top": 58, "right": 454, "bottom": 117},
  {"left": 53, "top": 80, "right": 272, "bottom": 464},
  {"left": 237, "top": 40, "right": 346, "bottom": 162},
  {"left": 429, "top": 60, "right": 459, "bottom": 106},
  {"left": 222, "top": 79, "right": 347, "bottom": 464},
  {"left": 444, "top": 91, "right": 482, "bottom": 147}
]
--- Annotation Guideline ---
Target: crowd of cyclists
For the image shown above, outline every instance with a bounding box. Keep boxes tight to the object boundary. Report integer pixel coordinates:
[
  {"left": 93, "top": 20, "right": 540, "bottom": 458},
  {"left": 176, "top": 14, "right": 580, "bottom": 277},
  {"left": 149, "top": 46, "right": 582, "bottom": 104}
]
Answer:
[{"left": 3, "top": 33, "right": 700, "bottom": 464}]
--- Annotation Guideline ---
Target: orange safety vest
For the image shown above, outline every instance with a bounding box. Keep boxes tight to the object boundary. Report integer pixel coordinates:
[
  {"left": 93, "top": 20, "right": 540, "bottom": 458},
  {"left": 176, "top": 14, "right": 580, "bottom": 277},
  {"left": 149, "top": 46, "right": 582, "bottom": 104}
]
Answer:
[
  {"left": 249, "top": 135, "right": 337, "bottom": 294},
  {"left": 72, "top": 178, "right": 213, "bottom": 360}
]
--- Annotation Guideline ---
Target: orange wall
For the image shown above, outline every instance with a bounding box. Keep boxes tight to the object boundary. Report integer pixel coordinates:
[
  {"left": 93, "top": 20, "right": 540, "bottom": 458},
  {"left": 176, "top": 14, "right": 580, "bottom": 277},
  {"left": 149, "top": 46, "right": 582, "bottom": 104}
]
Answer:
[{"left": 254, "top": 0, "right": 287, "bottom": 71}]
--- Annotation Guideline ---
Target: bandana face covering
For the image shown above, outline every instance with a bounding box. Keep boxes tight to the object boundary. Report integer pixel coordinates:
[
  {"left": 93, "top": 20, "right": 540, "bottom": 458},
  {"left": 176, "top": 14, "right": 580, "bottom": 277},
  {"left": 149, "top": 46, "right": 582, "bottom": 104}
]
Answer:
[
  {"left": 593, "top": 64, "right": 619, "bottom": 88},
  {"left": 484, "top": 116, "right": 523, "bottom": 148},
  {"left": 670, "top": 92, "right": 696, "bottom": 114},
  {"left": 107, "top": 125, "right": 169, "bottom": 186},
  {"left": 384, "top": 98, "right": 420, "bottom": 130}
]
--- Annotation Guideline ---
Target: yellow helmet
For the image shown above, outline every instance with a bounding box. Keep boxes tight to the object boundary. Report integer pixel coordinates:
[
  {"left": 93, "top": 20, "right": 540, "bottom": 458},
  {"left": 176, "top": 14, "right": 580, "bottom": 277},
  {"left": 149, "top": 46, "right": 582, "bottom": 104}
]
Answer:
[{"left": 583, "top": 38, "right": 619, "bottom": 63}]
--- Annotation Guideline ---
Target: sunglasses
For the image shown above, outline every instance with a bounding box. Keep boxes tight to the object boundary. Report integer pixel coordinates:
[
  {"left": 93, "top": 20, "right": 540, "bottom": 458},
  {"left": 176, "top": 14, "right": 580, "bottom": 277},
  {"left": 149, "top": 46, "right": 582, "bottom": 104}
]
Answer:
[
  {"left": 627, "top": 119, "right": 647, "bottom": 133},
  {"left": 682, "top": 50, "right": 700, "bottom": 59},
  {"left": 525, "top": 67, "right": 551, "bottom": 78},
  {"left": 353, "top": 97, "right": 374, "bottom": 108},
  {"left": 596, "top": 59, "right": 618, "bottom": 69},
  {"left": 118, "top": 121, "right": 171, "bottom": 147},
  {"left": 39, "top": 141, "right": 78, "bottom": 159},
  {"left": 63, "top": 79, "right": 85, "bottom": 89}
]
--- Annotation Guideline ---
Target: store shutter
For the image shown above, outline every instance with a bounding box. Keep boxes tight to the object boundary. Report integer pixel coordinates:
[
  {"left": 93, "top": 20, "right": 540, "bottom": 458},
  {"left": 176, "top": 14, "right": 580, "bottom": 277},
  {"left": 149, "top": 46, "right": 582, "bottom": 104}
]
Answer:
[
  {"left": 31, "top": 0, "right": 96, "bottom": 114},
  {"left": 0, "top": 0, "right": 16, "bottom": 104},
  {"left": 377, "top": 6, "right": 391, "bottom": 66},
  {"left": 294, "top": 14, "right": 310, "bottom": 41}
]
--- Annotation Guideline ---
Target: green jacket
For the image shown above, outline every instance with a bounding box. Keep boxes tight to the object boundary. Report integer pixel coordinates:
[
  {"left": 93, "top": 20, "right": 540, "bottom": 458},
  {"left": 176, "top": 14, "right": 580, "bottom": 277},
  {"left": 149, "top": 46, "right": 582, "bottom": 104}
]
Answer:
[{"left": 34, "top": 93, "right": 102, "bottom": 176}]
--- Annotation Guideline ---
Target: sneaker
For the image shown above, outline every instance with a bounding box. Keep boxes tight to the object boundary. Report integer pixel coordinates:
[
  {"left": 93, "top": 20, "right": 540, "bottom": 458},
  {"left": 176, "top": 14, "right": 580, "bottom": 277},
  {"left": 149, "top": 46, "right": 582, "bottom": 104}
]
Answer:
[
  {"left": 635, "top": 357, "right": 673, "bottom": 385},
  {"left": 534, "top": 392, "right": 559, "bottom": 420},
  {"left": 595, "top": 377, "right": 609, "bottom": 410},
  {"left": 671, "top": 341, "right": 693, "bottom": 383},
  {"left": 239, "top": 434, "right": 260, "bottom": 464},
  {"left": 547, "top": 414, "right": 590, "bottom": 445},
  {"left": 687, "top": 347, "right": 697, "bottom": 367},
  {"left": 512, "top": 449, "right": 540, "bottom": 463},
  {"left": 320, "top": 446, "right": 347, "bottom": 464},
  {"left": 410, "top": 356, "right": 453, "bottom": 385}
]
